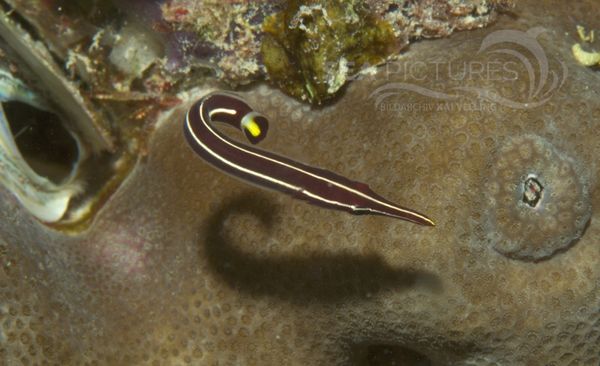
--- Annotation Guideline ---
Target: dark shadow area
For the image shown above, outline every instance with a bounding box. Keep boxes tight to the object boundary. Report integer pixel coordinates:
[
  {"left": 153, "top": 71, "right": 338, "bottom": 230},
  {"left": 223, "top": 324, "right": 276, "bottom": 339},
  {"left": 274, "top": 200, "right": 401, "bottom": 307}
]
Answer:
[
  {"left": 352, "top": 343, "right": 432, "bottom": 366},
  {"left": 200, "top": 192, "right": 441, "bottom": 304},
  {"left": 349, "top": 340, "right": 483, "bottom": 366},
  {"left": 4, "top": 100, "right": 79, "bottom": 184}
]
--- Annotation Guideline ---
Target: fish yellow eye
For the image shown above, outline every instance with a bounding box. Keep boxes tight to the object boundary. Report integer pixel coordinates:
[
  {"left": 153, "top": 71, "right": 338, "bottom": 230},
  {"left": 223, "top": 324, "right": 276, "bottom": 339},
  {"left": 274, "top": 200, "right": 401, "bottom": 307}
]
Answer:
[
  {"left": 245, "top": 119, "right": 261, "bottom": 137},
  {"left": 242, "top": 117, "right": 262, "bottom": 138}
]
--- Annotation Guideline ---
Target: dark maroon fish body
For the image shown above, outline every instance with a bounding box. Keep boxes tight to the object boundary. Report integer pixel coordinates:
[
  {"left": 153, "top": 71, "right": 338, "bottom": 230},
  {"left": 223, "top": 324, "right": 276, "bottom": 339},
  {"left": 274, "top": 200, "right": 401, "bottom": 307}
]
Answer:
[{"left": 184, "top": 92, "right": 435, "bottom": 226}]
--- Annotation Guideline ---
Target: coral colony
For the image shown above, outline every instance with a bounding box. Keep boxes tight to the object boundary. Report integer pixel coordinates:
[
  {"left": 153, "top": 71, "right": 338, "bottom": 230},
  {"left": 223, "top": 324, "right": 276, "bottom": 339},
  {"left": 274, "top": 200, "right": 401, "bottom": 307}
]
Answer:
[{"left": 0, "top": 0, "right": 599, "bottom": 365}]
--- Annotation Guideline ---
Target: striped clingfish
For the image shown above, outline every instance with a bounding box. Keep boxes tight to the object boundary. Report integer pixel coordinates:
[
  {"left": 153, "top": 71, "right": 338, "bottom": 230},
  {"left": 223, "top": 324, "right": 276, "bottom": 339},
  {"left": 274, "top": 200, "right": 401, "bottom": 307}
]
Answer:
[{"left": 183, "top": 92, "right": 435, "bottom": 226}]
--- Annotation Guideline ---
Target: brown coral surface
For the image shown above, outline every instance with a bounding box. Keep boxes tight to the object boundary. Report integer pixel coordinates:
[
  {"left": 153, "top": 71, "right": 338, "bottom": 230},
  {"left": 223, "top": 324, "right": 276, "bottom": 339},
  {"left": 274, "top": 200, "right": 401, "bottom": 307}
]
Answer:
[{"left": 1, "top": 1, "right": 600, "bottom": 365}]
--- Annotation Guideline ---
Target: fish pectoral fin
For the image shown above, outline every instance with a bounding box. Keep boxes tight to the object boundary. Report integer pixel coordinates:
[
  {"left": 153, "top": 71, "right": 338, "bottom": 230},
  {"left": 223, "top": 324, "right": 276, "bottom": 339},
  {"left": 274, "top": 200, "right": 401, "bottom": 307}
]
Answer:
[
  {"left": 350, "top": 206, "right": 372, "bottom": 215},
  {"left": 291, "top": 188, "right": 311, "bottom": 202}
]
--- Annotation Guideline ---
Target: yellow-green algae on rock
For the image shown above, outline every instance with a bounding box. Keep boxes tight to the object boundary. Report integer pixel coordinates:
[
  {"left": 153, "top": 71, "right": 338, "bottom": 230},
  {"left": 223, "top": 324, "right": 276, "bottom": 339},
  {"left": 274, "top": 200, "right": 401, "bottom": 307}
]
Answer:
[{"left": 261, "top": 0, "right": 398, "bottom": 104}]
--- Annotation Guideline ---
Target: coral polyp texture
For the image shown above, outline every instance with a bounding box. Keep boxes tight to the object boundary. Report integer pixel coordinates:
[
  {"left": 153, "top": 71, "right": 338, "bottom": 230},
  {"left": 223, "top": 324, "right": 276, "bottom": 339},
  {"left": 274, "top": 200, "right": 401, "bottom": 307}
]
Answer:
[
  {"left": 484, "top": 135, "right": 592, "bottom": 260},
  {"left": 1, "top": 0, "right": 600, "bottom": 365}
]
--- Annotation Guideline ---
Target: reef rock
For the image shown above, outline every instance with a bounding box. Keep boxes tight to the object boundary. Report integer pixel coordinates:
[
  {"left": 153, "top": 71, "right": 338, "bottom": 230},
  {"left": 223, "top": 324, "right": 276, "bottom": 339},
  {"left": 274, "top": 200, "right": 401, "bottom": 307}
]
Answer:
[{"left": 1, "top": 0, "right": 600, "bottom": 365}]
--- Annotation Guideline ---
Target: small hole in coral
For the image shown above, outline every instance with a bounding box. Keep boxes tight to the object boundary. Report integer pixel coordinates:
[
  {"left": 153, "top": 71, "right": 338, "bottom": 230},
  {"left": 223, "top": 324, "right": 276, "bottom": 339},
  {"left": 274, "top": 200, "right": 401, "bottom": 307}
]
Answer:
[
  {"left": 522, "top": 175, "right": 543, "bottom": 208},
  {"left": 386, "top": 4, "right": 399, "bottom": 12}
]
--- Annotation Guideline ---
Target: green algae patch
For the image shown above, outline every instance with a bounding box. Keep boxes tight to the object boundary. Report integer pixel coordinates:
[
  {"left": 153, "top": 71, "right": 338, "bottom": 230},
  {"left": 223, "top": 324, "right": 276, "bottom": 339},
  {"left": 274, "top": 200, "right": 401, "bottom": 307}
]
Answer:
[{"left": 261, "top": 0, "right": 398, "bottom": 105}]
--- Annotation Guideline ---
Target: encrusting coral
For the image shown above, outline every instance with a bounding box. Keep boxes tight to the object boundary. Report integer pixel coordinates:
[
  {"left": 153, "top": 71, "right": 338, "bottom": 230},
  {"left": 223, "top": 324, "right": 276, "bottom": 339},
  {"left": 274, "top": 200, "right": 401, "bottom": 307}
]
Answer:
[{"left": 1, "top": 0, "right": 600, "bottom": 365}]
